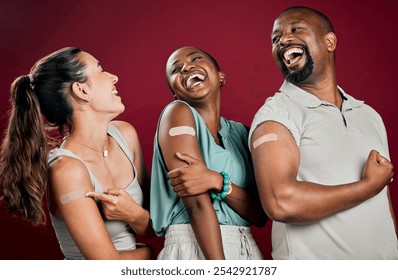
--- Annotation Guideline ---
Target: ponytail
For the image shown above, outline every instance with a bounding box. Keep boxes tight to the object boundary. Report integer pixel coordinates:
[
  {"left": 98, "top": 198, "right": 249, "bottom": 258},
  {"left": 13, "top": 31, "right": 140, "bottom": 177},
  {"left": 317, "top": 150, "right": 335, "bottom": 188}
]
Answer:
[
  {"left": 0, "top": 46, "right": 84, "bottom": 225},
  {"left": 0, "top": 75, "right": 48, "bottom": 225}
]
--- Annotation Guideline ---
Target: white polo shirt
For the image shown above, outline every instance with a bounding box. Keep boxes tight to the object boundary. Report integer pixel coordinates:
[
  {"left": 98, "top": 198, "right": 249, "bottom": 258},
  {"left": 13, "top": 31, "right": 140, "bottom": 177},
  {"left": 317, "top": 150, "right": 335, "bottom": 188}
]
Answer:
[{"left": 249, "top": 81, "right": 398, "bottom": 259}]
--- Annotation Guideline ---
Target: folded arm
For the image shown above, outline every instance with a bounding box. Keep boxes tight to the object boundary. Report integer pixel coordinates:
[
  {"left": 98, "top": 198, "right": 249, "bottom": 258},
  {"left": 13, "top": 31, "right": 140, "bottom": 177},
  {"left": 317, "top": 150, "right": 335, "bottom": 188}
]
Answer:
[
  {"left": 158, "top": 102, "right": 225, "bottom": 259},
  {"left": 168, "top": 152, "right": 267, "bottom": 227},
  {"left": 250, "top": 121, "right": 394, "bottom": 224}
]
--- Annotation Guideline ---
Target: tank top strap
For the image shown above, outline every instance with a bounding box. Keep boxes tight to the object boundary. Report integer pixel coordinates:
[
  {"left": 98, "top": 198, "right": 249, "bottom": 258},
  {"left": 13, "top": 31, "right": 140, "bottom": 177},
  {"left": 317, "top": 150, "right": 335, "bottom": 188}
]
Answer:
[
  {"left": 107, "top": 122, "right": 134, "bottom": 163},
  {"left": 47, "top": 123, "right": 135, "bottom": 192}
]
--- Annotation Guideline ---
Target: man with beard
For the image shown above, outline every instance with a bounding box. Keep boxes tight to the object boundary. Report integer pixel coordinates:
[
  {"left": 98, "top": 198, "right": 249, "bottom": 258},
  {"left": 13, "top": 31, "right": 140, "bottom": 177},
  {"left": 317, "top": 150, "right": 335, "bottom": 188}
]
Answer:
[{"left": 249, "top": 6, "right": 398, "bottom": 259}]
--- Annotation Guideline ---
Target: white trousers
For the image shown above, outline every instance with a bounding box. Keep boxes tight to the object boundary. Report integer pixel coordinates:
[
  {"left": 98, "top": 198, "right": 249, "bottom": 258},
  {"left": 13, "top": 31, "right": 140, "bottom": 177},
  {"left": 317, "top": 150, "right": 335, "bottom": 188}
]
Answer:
[{"left": 158, "top": 224, "right": 264, "bottom": 260}]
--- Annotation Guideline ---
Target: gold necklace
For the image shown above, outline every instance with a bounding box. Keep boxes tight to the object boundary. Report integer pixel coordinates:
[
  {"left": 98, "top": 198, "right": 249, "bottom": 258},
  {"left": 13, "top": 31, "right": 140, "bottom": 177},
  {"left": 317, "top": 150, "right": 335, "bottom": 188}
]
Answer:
[{"left": 66, "top": 137, "right": 108, "bottom": 157}]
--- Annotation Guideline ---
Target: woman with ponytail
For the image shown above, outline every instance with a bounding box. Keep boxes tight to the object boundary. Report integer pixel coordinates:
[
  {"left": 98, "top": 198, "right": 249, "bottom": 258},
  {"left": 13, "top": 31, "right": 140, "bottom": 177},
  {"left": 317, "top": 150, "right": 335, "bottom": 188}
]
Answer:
[{"left": 0, "top": 47, "right": 153, "bottom": 259}]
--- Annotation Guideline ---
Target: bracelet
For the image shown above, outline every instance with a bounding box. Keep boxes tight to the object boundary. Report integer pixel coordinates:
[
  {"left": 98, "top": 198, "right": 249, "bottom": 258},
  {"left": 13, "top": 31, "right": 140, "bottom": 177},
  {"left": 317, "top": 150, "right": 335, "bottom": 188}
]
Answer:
[{"left": 210, "top": 171, "right": 232, "bottom": 201}]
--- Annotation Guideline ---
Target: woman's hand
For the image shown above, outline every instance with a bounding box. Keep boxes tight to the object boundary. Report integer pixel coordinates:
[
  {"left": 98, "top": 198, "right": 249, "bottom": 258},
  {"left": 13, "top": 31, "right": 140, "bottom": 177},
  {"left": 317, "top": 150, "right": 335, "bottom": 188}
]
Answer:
[
  {"left": 85, "top": 188, "right": 142, "bottom": 222},
  {"left": 167, "top": 152, "right": 222, "bottom": 197},
  {"left": 85, "top": 188, "right": 152, "bottom": 236}
]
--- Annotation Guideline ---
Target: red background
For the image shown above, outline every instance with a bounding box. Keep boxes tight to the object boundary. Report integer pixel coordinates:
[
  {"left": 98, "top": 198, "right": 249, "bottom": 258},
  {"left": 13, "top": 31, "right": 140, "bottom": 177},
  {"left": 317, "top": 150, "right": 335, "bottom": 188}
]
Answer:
[{"left": 0, "top": 0, "right": 397, "bottom": 259}]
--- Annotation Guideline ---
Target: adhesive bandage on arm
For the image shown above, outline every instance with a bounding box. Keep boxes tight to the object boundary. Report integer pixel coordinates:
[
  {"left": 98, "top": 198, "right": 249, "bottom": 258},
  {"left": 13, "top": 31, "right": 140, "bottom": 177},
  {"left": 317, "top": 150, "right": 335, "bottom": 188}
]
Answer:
[
  {"left": 169, "top": 126, "right": 196, "bottom": 137},
  {"left": 59, "top": 188, "right": 86, "bottom": 205},
  {"left": 253, "top": 133, "right": 278, "bottom": 149}
]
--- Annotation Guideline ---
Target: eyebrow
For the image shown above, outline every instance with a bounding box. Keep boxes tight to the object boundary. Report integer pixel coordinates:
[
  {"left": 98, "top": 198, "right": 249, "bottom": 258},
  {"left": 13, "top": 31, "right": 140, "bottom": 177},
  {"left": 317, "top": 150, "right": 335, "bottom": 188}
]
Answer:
[
  {"left": 271, "top": 20, "right": 305, "bottom": 36},
  {"left": 187, "top": 51, "right": 201, "bottom": 57},
  {"left": 170, "top": 51, "right": 202, "bottom": 66},
  {"left": 290, "top": 20, "right": 304, "bottom": 25}
]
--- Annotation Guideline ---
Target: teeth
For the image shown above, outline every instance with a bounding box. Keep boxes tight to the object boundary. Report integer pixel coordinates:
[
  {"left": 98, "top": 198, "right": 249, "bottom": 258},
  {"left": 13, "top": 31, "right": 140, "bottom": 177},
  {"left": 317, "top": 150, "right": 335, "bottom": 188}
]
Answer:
[
  {"left": 187, "top": 74, "right": 205, "bottom": 83},
  {"left": 185, "top": 73, "right": 205, "bottom": 89},
  {"left": 190, "top": 81, "right": 201, "bottom": 88},
  {"left": 283, "top": 48, "right": 304, "bottom": 63}
]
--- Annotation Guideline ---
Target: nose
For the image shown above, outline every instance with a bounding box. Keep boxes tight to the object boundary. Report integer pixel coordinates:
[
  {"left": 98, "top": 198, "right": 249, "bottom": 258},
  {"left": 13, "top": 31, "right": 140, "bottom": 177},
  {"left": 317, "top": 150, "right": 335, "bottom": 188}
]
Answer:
[
  {"left": 180, "top": 62, "right": 194, "bottom": 73},
  {"left": 110, "top": 73, "right": 118, "bottom": 84},
  {"left": 279, "top": 32, "right": 293, "bottom": 46}
]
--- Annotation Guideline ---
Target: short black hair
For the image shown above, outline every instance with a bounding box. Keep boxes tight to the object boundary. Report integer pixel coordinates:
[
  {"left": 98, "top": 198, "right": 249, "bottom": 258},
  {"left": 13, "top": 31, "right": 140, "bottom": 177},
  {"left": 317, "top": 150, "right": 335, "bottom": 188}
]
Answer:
[{"left": 283, "top": 6, "right": 334, "bottom": 33}]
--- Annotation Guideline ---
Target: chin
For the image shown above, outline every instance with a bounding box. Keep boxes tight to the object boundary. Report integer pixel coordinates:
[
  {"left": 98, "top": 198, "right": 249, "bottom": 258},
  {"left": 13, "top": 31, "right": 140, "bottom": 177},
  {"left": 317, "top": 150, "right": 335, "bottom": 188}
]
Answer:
[
  {"left": 111, "top": 104, "right": 125, "bottom": 117},
  {"left": 119, "top": 105, "right": 125, "bottom": 114}
]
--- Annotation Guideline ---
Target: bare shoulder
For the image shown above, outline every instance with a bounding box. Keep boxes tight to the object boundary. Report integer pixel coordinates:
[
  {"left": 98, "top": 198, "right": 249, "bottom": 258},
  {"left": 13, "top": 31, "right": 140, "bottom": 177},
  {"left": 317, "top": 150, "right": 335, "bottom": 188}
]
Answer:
[
  {"left": 111, "top": 120, "right": 140, "bottom": 144},
  {"left": 49, "top": 155, "right": 89, "bottom": 181},
  {"left": 110, "top": 120, "right": 141, "bottom": 157},
  {"left": 158, "top": 102, "right": 202, "bottom": 169},
  {"left": 111, "top": 120, "right": 138, "bottom": 138},
  {"left": 160, "top": 102, "right": 195, "bottom": 128},
  {"left": 48, "top": 155, "right": 92, "bottom": 193}
]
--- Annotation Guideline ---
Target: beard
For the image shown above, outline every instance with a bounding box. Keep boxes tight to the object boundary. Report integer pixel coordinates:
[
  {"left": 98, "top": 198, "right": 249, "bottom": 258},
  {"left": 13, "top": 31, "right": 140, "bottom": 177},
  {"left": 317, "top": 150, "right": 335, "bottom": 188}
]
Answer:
[{"left": 279, "top": 45, "right": 314, "bottom": 85}]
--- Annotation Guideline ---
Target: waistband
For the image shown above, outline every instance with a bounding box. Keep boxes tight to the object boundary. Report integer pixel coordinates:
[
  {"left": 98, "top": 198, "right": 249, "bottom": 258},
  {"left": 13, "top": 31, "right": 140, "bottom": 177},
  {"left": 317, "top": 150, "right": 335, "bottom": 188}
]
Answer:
[{"left": 164, "top": 224, "right": 256, "bottom": 257}]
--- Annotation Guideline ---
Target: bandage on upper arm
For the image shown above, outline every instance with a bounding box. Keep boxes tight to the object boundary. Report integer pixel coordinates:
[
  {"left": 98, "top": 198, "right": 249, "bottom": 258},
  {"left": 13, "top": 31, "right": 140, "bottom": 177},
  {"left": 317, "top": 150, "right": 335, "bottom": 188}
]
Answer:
[
  {"left": 59, "top": 188, "right": 86, "bottom": 204},
  {"left": 169, "top": 126, "right": 196, "bottom": 137},
  {"left": 253, "top": 133, "right": 278, "bottom": 149}
]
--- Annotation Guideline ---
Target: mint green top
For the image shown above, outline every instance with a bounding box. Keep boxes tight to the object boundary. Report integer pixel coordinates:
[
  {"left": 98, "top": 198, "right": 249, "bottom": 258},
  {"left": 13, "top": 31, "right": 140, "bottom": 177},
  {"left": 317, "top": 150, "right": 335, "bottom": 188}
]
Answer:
[{"left": 150, "top": 101, "right": 254, "bottom": 237}]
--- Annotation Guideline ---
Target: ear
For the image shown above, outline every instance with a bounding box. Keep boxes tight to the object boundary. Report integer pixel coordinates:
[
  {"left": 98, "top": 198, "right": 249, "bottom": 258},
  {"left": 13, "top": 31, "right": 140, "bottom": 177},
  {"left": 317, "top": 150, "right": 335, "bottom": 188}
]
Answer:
[
  {"left": 71, "top": 82, "right": 90, "bottom": 102},
  {"left": 325, "top": 32, "right": 337, "bottom": 52},
  {"left": 218, "top": 71, "right": 226, "bottom": 86}
]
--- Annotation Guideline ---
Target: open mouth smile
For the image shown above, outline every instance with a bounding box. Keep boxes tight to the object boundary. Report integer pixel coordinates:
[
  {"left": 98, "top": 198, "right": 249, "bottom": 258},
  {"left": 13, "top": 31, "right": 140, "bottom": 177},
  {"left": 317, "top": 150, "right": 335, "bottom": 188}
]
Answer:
[
  {"left": 280, "top": 46, "right": 304, "bottom": 66},
  {"left": 183, "top": 72, "right": 206, "bottom": 90}
]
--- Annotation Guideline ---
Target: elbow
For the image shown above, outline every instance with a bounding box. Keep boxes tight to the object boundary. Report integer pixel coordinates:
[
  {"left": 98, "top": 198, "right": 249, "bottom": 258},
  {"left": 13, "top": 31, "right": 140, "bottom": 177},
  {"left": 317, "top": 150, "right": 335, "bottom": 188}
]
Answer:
[
  {"left": 262, "top": 184, "right": 297, "bottom": 223},
  {"left": 265, "top": 206, "right": 292, "bottom": 223}
]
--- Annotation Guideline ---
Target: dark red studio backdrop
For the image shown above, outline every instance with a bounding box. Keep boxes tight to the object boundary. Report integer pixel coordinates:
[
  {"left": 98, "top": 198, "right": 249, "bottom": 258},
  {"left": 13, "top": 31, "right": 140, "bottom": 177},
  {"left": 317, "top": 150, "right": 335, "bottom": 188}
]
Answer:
[{"left": 0, "top": 0, "right": 397, "bottom": 260}]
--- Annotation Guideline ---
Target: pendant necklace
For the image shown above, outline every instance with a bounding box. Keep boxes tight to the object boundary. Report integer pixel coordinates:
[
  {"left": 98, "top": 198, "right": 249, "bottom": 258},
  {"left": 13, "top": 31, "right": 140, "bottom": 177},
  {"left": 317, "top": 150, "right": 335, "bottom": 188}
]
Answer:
[{"left": 66, "top": 137, "right": 108, "bottom": 157}]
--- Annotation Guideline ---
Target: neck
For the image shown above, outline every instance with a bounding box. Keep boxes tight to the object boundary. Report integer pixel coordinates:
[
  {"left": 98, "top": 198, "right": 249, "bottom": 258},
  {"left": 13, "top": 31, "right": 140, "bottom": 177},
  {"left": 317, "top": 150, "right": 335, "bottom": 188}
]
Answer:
[
  {"left": 65, "top": 136, "right": 109, "bottom": 157},
  {"left": 66, "top": 115, "right": 111, "bottom": 157},
  {"left": 67, "top": 129, "right": 108, "bottom": 150},
  {"left": 296, "top": 73, "right": 342, "bottom": 108},
  {"left": 194, "top": 98, "right": 222, "bottom": 143}
]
